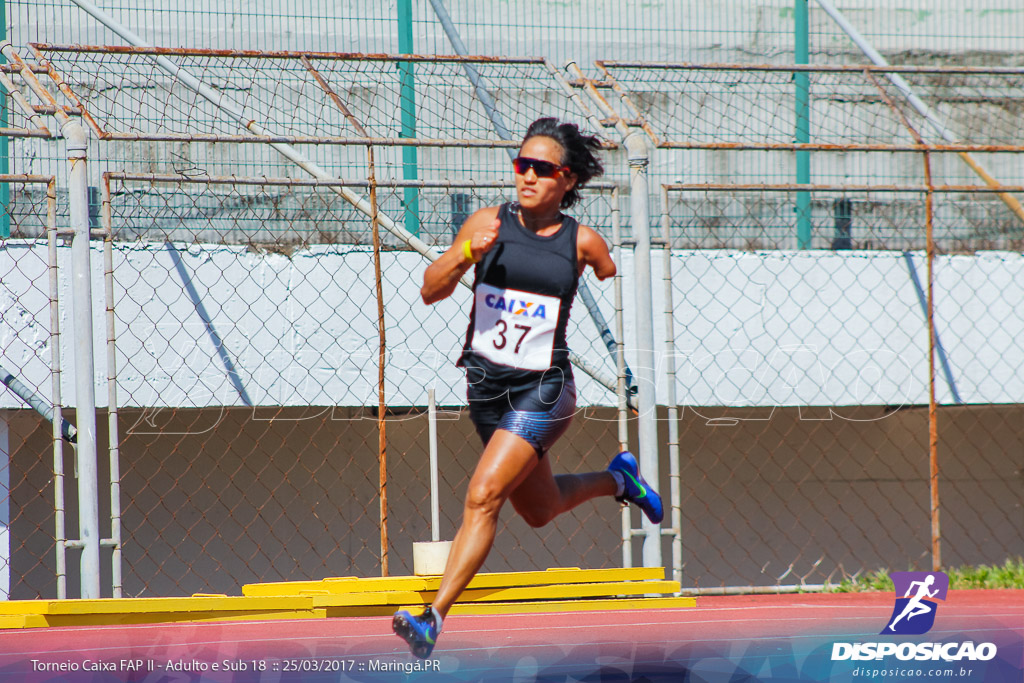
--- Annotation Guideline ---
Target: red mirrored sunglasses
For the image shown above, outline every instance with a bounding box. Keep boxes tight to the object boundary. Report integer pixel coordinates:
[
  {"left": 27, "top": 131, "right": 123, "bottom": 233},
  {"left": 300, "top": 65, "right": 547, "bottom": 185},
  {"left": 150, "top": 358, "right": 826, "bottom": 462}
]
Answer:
[{"left": 513, "top": 156, "right": 568, "bottom": 178}]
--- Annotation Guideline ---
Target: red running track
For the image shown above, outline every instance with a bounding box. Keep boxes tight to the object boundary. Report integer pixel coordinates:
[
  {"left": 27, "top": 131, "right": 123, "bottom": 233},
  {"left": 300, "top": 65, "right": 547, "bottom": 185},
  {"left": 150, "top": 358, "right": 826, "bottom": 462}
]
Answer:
[{"left": 0, "top": 590, "right": 1021, "bottom": 682}]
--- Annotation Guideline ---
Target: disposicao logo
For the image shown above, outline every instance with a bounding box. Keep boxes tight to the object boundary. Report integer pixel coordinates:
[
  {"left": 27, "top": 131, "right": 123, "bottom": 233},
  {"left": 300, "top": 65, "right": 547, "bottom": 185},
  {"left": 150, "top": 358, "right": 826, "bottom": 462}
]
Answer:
[
  {"left": 831, "top": 571, "right": 998, "bottom": 663},
  {"left": 883, "top": 571, "right": 948, "bottom": 635}
]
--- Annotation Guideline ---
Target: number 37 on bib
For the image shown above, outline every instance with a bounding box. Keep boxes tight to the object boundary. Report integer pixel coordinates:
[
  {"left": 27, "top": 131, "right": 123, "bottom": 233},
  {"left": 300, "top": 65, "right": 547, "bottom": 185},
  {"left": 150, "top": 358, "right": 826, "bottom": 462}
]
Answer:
[{"left": 471, "top": 283, "right": 561, "bottom": 371}]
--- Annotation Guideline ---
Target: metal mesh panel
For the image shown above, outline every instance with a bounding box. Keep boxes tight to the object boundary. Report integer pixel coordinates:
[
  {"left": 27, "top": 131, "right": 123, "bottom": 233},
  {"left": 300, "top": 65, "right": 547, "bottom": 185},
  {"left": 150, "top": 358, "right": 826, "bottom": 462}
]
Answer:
[
  {"left": 662, "top": 187, "right": 1024, "bottom": 253},
  {"left": 929, "top": 241, "right": 1024, "bottom": 571},
  {"left": 659, "top": 183, "right": 1024, "bottom": 589},
  {"left": 598, "top": 63, "right": 1024, "bottom": 149},
  {"left": 10, "top": 2, "right": 1024, "bottom": 67},
  {"left": 597, "top": 63, "right": 1024, "bottom": 251},
  {"left": 0, "top": 176, "right": 66, "bottom": 599},
  {"left": 4, "top": 39, "right": 1023, "bottom": 598},
  {"left": 28, "top": 45, "right": 612, "bottom": 185},
  {"left": 31, "top": 47, "right": 570, "bottom": 142},
  {"left": 100, "top": 173, "right": 626, "bottom": 596},
  {"left": 598, "top": 59, "right": 1024, "bottom": 590}
]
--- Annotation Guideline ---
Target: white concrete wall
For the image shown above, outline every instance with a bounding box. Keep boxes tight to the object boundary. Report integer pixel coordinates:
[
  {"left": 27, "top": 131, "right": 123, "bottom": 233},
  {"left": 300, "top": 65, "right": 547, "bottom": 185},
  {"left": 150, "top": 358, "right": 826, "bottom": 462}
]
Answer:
[{"left": 3, "top": 241, "right": 1022, "bottom": 411}]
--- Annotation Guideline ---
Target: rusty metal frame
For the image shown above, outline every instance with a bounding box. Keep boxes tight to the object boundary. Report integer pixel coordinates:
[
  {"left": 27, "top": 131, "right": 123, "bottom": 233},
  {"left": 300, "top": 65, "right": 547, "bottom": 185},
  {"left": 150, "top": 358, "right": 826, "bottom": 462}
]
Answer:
[
  {"left": 649, "top": 141, "right": 1024, "bottom": 153},
  {"left": 0, "top": 53, "right": 53, "bottom": 138},
  {"left": 33, "top": 43, "right": 546, "bottom": 64},
  {"left": 103, "top": 172, "right": 618, "bottom": 192},
  {"left": 20, "top": 45, "right": 104, "bottom": 138},
  {"left": 591, "top": 62, "right": 662, "bottom": 146},
  {"left": 593, "top": 61, "right": 1024, "bottom": 154},
  {"left": 27, "top": 44, "right": 611, "bottom": 150},
  {"left": 3, "top": 45, "right": 88, "bottom": 139},
  {"left": 564, "top": 63, "right": 632, "bottom": 139},
  {"left": 0, "top": 63, "right": 48, "bottom": 74},
  {"left": 599, "top": 60, "right": 1024, "bottom": 75},
  {"left": 0, "top": 172, "right": 55, "bottom": 186},
  {"left": 662, "top": 182, "right": 1024, "bottom": 194}
]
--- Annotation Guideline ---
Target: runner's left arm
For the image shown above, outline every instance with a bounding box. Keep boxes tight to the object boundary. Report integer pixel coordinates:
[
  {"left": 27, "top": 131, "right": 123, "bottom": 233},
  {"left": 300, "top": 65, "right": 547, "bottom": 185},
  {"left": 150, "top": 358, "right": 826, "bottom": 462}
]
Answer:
[{"left": 577, "top": 224, "right": 616, "bottom": 280}]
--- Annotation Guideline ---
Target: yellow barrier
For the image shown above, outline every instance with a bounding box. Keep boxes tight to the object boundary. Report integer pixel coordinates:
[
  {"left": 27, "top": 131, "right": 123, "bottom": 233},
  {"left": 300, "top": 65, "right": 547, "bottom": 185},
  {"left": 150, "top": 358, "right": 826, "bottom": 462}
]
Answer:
[{"left": 0, "top": 567, "right": 693, "bottom": 629}]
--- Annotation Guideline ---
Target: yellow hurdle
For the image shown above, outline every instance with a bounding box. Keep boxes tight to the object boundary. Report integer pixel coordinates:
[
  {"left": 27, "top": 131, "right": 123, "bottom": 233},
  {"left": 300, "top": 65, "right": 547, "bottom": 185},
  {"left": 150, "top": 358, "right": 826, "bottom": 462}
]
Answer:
[
  {"left": 243, "top": 566, "right": 666, "bottom": 596},
  {"left": 0, "top": 567, "right": 691, "bottom": 629}
]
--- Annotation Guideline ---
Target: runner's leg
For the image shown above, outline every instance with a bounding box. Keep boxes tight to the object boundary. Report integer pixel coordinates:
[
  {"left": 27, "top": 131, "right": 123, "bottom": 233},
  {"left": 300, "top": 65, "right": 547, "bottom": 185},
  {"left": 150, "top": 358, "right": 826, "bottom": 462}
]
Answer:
[
  {"left": 509, "top": 453, "right": 616, "bottom": 528},
  {"left": 430, "top": 429, "right": 540, "bottom": 619}
]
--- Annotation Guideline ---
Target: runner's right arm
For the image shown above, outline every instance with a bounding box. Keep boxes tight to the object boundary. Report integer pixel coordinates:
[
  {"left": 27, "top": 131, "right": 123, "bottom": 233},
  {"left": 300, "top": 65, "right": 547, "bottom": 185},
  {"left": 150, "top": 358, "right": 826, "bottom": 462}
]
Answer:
[{"left": 421, "top": 206, "right": 500, "bottom": 305}]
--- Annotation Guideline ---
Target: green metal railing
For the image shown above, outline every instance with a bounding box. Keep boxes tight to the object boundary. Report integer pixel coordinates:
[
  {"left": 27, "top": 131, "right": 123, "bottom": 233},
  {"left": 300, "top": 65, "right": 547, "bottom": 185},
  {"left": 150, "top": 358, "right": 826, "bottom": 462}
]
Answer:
[
  {"left": 397, "top": 0, "right": 420, "bottom": 237},
  {"left": 794, "top": 0, "right": 812, "bottom": 249}
]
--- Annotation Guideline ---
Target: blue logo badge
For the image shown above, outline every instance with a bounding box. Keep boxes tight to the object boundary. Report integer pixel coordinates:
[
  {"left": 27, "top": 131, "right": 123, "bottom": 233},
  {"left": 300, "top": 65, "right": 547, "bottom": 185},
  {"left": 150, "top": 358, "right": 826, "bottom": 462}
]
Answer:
[{"left": 882, "top": 571, "right": 949, "bottom": 635}]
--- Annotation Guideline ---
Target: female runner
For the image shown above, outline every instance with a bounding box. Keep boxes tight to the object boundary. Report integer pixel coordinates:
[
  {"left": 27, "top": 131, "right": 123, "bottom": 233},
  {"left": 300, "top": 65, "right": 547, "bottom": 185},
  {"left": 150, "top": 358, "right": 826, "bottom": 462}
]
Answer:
[{"left": 393, "top": 117, "right": 663, "bottom": 658}]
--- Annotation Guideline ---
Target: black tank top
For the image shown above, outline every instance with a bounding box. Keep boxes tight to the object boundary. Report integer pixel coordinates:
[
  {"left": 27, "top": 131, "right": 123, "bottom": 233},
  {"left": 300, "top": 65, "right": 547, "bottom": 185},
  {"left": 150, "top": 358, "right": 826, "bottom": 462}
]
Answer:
[{"left": 458, "top": 202, "right": 579, "bottom": 385}]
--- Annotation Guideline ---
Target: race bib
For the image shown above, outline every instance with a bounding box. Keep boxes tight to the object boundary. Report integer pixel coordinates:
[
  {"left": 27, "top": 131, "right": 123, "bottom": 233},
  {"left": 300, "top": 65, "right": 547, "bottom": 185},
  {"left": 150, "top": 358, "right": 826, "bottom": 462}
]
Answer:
[{"left": 471, "top": 283, "right": 560, "bottom": 371}]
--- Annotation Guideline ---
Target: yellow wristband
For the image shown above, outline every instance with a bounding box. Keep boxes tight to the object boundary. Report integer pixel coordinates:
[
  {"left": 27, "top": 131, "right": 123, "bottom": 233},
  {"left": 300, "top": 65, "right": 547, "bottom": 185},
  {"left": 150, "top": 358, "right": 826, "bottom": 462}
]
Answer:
[{"left": 462, "top": 239, "right": 478, "bottom": 264}]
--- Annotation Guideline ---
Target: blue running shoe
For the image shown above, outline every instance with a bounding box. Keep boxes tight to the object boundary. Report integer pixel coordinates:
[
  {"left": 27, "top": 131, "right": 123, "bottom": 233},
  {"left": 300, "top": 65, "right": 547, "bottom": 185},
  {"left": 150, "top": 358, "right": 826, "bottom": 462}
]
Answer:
[
  {"left": 392, "top": 607, "right": 440, "bottom": 659},
  {"left": 608, "top": 451, "right": 664, "bottom": 524}
]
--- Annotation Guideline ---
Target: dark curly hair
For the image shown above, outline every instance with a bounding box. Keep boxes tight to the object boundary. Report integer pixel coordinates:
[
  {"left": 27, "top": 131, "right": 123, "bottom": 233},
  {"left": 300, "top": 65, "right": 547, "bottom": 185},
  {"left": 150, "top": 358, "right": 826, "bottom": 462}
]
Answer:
[{"left": 522, "top": 117, "right": 604, "bottom": 209}]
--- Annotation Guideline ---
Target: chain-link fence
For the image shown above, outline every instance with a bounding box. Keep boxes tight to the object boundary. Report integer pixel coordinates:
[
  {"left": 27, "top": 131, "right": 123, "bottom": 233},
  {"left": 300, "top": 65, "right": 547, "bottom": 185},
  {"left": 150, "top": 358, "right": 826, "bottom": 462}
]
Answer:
[
  {"left": 2, "top": 38, "right": 1023, "bottom": 600},
  {"left": 95, "top": 172, "right": 626, "bottom": 597},
  {"left": 597, "top": 61, "right": 1024, "bottom": 249},
  {"left": 655, "top": 184, "right": 1024, "bottom": 589},
  {"left": 1, "top": 44, "right": 636, "bottom": 598},
  {"left": 10, "top": 1, "right": 1024, "bottom": 68},
  {"left": 0, "top": 175, "right": 70, "bottom": 600},
  {"left": 601, "top": 60, "right": 1024, "bottom": 589}
]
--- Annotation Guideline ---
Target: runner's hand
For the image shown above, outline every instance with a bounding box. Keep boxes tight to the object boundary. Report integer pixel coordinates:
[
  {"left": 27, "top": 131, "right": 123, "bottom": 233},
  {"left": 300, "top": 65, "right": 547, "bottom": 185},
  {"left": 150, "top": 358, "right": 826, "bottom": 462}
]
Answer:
[{"left": 469, "top": 217, "right": 500, "bottom": 261}]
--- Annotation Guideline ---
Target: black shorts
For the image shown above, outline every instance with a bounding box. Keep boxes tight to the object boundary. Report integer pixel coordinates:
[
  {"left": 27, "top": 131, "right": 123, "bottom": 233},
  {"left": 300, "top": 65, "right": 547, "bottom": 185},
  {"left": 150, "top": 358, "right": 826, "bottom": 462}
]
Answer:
[{"left": 466, "top": 367, "right": 576, "bottom": 455}]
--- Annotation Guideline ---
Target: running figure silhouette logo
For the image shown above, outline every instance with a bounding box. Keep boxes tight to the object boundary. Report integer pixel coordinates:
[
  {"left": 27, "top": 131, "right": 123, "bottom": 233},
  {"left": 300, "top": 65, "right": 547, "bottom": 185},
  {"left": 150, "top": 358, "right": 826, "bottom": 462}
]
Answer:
[{"left": 882, "top": 571, "right": 949, "bottom": 635}]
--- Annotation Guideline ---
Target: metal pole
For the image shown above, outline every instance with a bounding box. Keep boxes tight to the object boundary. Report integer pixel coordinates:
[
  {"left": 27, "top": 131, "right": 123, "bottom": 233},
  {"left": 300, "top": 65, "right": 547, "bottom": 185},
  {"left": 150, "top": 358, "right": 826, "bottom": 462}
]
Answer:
[
  {"left": 367, "top": 151, "right": 388, "bottom": 577},
  {"left": 0, "top": 366, "right": 77, "bottom": 443},
  {"left": 47, "top": 179, "right": 68, "bottom": 599},
  {"left": 923, "top": 153, "right": 941, "bottom": 572},
  {"left": 612, "top": 189, "right": 632, "bottom": 568},
  {"left": 397, "top": 0, "right": 420, "bottom": 237},
  {"left": 2, "top": 48, "right": 91, "bottom": 597},
  {"left": 624, "top": 131, "right": 661, "bottom": 569},
  {"left": 101, "top": 181, "right": 122, "bottom": 597},
  {"left": 427, "top": 0, "right": 516, "bottom": 153},
  {"left": 0, "top": 0, "right": 8, "bottom": 240},
  {"left": 660, "top": 186, "right": 682, "bottom": 587},
  {"left": 428, "top": 389, "right": 440, "bottom": 543},
  {"left": 795, "top": 0, "right": 812, "bottom": 249},
  {"left": 66, "top": 120, "right": 101, "bottom": 600},
  {"left": 567, "top": 63, "right": 656, "bottom": 566}
]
